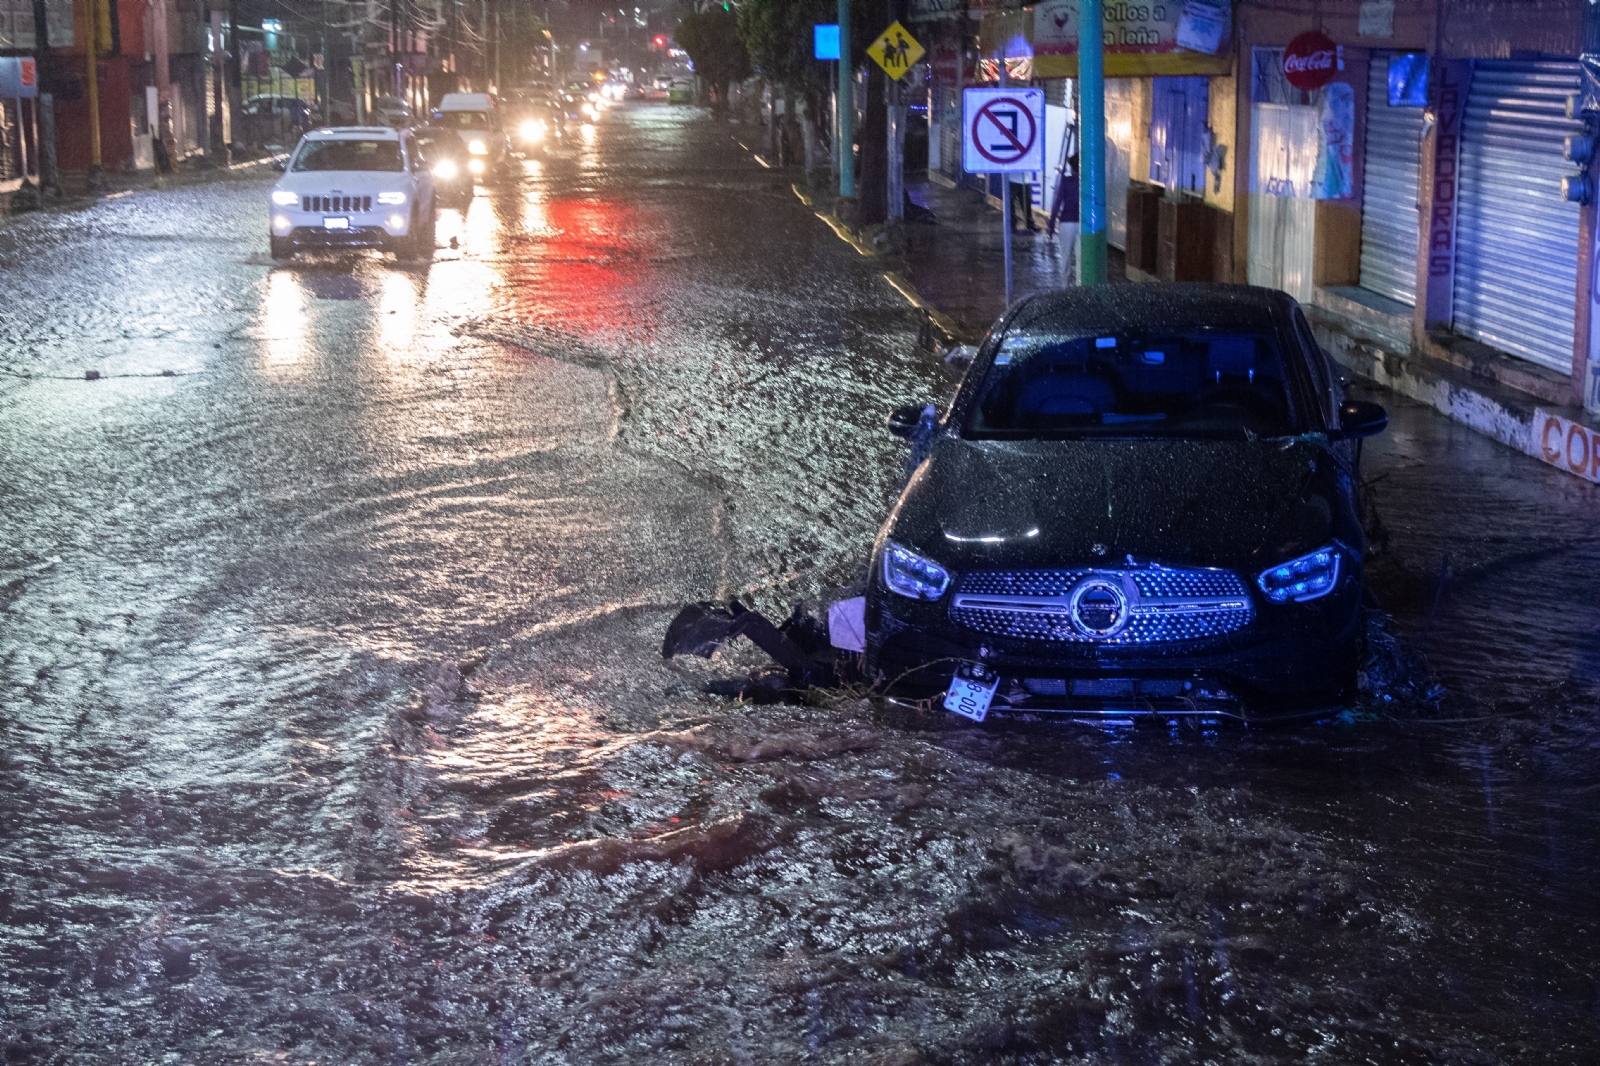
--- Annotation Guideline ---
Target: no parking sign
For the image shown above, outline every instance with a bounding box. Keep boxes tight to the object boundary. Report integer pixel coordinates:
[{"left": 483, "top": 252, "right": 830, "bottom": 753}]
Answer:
[{"left": 962, "top": 87, "right": 1044, "bottom": 174}]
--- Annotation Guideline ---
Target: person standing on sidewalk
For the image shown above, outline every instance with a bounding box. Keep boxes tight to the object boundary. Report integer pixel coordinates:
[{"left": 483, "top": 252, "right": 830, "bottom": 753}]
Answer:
[{"left": 1009, "top": 176, "right": 1039, "bottom": 233}]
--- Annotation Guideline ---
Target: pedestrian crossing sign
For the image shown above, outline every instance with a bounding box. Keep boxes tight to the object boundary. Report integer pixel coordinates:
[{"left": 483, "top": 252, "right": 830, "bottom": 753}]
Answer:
[{"left": 867, "top": 21, "right": 925, "bottom": 81}]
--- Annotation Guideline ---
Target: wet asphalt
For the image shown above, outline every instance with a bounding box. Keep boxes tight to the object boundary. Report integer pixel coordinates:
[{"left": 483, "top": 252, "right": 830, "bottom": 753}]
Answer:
[{"left": 2, "top": 103, "right": 1599, "bottom": 1065}]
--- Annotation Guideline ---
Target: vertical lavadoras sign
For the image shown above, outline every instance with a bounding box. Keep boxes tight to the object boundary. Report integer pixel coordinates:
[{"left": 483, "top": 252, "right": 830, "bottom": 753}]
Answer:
[{"left": 993, "top": 0, "right": 1233, "bottom": 76}]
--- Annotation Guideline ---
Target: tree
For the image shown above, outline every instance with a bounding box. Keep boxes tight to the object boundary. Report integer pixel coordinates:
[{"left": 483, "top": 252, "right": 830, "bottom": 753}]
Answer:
[
  {"left": 676, "top": 4, "right": 752, "bottom": 109},
  {"left": 735, "top": 0, "right": 833, "bottom": 91}
]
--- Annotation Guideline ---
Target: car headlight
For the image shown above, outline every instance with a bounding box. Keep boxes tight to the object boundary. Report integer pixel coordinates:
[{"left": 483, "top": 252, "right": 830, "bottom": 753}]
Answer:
[
  {"left": 376, "top": 191, "right": 407, "bottom": 205},
  {"left": 271, "top": 190, "right": 299, "bottom": 206},
  {"left": 520, "top": 120, "right": 544, "bottom": 141},
  {"left": 467, "top": 158, "right": 485, "bottom": 174},
  {"left": 1257, "top": 546, "right": 1341, "bottom": 603},
  {"left": 883, "top": 542, "right": 951, "bottom": 601},
  {"left": 432, "top": 159, "right": 458, "bottom": 179},
  {"left": 387, "top": 214, "right": 406, "bottom": 229},
  {"left": 468, "top": 140, "right": 488, "bottom": 155}
]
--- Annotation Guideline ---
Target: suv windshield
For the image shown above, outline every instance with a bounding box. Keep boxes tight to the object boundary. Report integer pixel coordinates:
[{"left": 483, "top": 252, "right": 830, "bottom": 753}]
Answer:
[
  {"left": 436, "top": 111, "right": 491, "bottom": 129},
  {"left": 967, "top": 328, "right": 1302, "bottom": 440},
  {"left": 292, "top": 139, "right": 402, "bottom": 172}
]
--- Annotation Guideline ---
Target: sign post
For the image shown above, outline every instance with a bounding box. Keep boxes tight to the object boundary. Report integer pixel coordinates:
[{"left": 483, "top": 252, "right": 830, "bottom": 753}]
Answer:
[
  {"left": 815, "top": 24, "right": 842, "bottom": 181},
  {"left": 869, "top": 22, "right": 925, "bottom": 223},
  {"left": 1078, "top": 0, "right": 1106, "bottom": 284},
  {"left": 838, "top": 0, "right": 853, "bottom": 199},
  {"left": 964, "top": 86, "right": 1046, "bottom": 307}
]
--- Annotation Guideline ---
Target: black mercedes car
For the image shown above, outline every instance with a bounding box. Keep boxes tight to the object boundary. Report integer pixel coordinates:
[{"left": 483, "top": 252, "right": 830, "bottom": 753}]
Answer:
[{"left": 865, "top": 285, "right": 1387, "bottom": 722}]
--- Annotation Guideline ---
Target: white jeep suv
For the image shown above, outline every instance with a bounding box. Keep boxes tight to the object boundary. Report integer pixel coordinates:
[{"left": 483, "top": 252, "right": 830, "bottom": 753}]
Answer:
[{"left": 268, "top": 126, "right": 436, "bottom": 260}]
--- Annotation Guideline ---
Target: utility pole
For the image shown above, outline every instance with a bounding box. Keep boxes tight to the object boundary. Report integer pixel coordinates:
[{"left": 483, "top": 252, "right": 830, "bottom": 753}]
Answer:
[
  {"left": 319, "top": 0, "right": 329, "bottom": 124},
  {"left": 390, "top": 0, "right": 400, "bottom": 96},
  {"left": 837, "top": 0, "right": 852, "bottom": 199},
  {"left": 1078, "top": 0, "right": 1107, "bottom": 284},
  {"left": 28, "top": 0, "right": 58, "bottom": 195},
  {"left": 85, "top": 0, "right": 103, "bottom": 186},
  {"left": 210, "top": 10, "right": 228, "bottom": 163}
]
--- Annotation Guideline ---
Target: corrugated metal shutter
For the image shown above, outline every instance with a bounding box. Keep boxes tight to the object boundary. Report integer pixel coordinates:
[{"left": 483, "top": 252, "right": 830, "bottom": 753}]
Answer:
[
  {"left": 1453, "top": 59, "right": 1583, "bottom": 373},
  {"left": 1359, "top": 55, "right": 1424, "bottom": 306},
  {"left": 940, "top": 86, "right": 961, "bottom": 182}
]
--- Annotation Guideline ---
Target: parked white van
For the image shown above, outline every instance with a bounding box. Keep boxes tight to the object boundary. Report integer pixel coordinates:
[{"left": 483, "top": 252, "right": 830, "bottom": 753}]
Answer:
[{"left": 268, "top": 127, "right": 436, "bottom": 260}]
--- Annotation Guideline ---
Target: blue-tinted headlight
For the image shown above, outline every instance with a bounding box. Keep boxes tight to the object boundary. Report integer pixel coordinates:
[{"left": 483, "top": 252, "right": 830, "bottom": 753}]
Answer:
[
  {"left": 883, "top": 542, "right": 951, "bottom": 600},
  {"left": 1257, "top": 546, "right": 1341, "bottom": 603}
]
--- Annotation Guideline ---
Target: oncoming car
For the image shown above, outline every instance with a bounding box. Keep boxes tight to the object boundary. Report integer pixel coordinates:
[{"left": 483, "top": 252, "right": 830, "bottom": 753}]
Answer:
[
  {"left": 433, "top": 92, "right": 513, "bottom": 179},
  {"left": 867, "top": 285, "right": 1388, "bottom": 723},
  {"left": 268, "top": 127, "right": 436, "bottom": 260}
]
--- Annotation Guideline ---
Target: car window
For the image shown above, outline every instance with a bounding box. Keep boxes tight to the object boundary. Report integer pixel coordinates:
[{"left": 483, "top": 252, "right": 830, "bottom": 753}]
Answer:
[
  {"left": 966, "top": 328, "right": 1303, "bottom": 440},
  {"left": 291, "top": 139, "right": 403, "bottom": 172},
  {"left": 437, "top": 111, "right": 490, "bottom": 129}
]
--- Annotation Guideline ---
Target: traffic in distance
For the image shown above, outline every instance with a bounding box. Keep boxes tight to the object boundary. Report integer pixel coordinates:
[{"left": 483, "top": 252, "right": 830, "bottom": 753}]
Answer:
[{"left": 265, "top": 80, "right": 612, "bottom": 261}]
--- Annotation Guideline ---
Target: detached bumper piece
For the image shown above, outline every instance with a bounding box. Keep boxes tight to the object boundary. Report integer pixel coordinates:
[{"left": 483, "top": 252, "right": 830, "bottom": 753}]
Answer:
[
  {"left": 662, "top": 601, "right": 834, "bottom": 689},
  {"left": 289, "top": 225, "right": 395, "bottom": 250}
]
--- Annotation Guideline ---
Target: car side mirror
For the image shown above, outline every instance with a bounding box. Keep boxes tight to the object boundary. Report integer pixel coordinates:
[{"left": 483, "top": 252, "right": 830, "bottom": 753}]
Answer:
[
  {"left": 887, "top": 404, "right": 928, "bottom": 438},
  {"left": 271, "top": 159, "right": 286, "bottom": 173},
  {"left": 1333, "top": 400, "right": 1387, "bottom": 440}
]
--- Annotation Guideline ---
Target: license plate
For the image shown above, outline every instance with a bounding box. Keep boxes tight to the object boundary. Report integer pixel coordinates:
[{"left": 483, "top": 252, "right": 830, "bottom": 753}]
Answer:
[
  {"left": 323, "top": 217, "right": 350, "bottom": 230},
  {"left": 944, "top": 662, "right": 999, "bottom": 723}
]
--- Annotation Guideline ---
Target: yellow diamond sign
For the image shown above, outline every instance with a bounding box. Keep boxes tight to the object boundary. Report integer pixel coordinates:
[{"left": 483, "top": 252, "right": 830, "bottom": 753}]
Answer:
[{"left": 868, "top": 21, "right": 925, "bottom": 81}]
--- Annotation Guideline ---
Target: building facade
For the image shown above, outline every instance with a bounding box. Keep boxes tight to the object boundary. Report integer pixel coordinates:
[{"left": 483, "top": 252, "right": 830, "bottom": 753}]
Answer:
[{"left": 924, "top": 0, "right": 1600, "bottom": 419}]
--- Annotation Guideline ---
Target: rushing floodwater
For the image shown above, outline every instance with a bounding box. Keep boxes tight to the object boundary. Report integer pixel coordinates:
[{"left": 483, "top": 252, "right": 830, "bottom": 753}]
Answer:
[{"left": 2, "top": 104, "right": 1598, "bottom": 1065}]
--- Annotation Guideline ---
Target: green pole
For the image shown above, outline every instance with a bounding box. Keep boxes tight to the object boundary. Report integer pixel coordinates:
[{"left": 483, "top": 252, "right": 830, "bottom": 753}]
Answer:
[
  {"left": 1078, "top": 0, "right": 1107, "bottom": 284},
  {"left": 838, "top": 0, "right": 854, "bottom": 198}
]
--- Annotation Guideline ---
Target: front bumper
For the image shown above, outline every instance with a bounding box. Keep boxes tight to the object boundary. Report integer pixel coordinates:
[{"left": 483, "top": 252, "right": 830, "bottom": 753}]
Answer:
[
  {"left": 865, "top": 580, "right": 1362, "bottom": 720},
  {"left": 272, "top": 211, "right": 410, "bottom": 248}
]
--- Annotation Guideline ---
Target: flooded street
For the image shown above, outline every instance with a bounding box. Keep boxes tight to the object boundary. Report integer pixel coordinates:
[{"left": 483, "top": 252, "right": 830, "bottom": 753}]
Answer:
[{"left": 2, "top": 104, "right": 1599, "bottom": 1064}]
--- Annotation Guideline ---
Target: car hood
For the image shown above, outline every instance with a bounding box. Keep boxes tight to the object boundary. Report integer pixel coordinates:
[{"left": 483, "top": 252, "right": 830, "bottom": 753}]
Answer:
[{"left": 889, "top": 436, "right": 1350, "bottom": 573}]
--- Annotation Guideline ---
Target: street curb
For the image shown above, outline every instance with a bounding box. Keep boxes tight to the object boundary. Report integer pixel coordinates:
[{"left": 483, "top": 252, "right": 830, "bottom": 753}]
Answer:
[
  {"left": 790, "top": 182, "right": 975, "bottom": 352},
  {"left": 793, "top": 184, "right": 881, "bottom": 258},
  {"left": 883, "top": 272, "right": 970, "bottom": 349}
]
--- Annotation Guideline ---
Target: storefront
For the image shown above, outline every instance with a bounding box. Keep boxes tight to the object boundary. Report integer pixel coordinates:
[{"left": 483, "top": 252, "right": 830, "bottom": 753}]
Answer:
[
  {"left": 1451, "top": 59, "right": 1586, "bottom": 373},
  {"left": 1358, "top": 52, "right": 1427, "bottom": 307}
]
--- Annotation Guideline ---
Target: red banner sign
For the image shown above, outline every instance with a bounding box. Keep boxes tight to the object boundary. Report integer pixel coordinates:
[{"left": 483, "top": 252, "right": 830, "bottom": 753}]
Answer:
[{"left": 1282, "top": 31, "right": 1338, "bottom": 91}]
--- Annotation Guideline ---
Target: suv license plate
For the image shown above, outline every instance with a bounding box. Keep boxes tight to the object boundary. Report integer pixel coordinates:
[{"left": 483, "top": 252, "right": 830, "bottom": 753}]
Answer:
[
  {"left": 944, "top": 663, "right": 999, "bottom": 723},
  {"left": 323, "top": 217, "right": 350, "bottom": 230}
]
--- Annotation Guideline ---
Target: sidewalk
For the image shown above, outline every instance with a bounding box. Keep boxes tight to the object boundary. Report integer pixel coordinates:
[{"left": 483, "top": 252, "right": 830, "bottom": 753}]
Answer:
[{"left": 0, "top": 150, "right": 283, "bottom": 217}]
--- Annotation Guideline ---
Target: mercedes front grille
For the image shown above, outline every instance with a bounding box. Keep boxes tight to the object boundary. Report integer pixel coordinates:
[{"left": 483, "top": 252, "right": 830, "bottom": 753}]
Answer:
[{"left": 949, "top": 567, "right": 1254, "bottom": 645}]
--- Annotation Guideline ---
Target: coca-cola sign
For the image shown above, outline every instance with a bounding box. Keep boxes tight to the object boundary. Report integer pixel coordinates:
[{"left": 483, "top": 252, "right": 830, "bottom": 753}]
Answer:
[{"left": 1282, "top": 31, "right": 1339, "bottom": 91}]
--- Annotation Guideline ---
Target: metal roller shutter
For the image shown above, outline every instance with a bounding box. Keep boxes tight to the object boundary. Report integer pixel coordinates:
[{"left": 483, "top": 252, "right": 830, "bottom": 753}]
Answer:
[
  {"left": 1452, "top": 60, "right": 1583, "bottom": 373},
  {"left": 1360, "top": 55, "right": 1425, "bottom": 306}
]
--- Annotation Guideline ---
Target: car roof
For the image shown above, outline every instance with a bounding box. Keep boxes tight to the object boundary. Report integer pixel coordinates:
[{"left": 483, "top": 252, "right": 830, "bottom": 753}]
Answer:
[
  {"left": 1006, "top": 284, "right": 1300, "bottom": 336},
  {"left": 439, "top": 92, "right": 494, "bottom": 110},
  {"left": 304, "top": 126, "right": 402, "bottom": 140}
]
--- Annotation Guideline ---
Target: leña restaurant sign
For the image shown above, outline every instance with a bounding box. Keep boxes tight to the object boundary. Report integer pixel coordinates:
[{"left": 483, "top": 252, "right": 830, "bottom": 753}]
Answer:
[{"left": 1282, "top": 30, "right": 1339, "bottom": 91}]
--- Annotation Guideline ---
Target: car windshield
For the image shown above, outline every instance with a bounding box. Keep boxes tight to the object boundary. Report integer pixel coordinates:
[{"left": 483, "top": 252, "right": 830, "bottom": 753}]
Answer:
[
  {"left": 292, "top": 139, "right": 402, "bottom": 172},
  {"left": 967, "top": 327, "right": 1302, "bottom": 440},
  {"left": 437, "top": 110, "right": 490, "bottom": 129}
]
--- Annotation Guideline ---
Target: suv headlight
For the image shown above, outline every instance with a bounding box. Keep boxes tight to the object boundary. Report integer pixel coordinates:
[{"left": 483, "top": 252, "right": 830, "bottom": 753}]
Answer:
[
  {"left": 376, "top": 191, "right": 407, "bottom": 204},
  {"left": 1257, "top": 546, "right": 1341, "bottom": 603},
  {"left": 883, "top": 542, "right": 951, "bottom": 601},
  {"left": 271, "top": 190, "right": 299, "bottom": 206}
]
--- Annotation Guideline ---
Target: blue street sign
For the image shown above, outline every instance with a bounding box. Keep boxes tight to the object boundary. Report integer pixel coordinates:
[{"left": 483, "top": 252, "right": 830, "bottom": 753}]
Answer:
[{"left": 814, "top": 24, "right": 841, "bottom": 61}]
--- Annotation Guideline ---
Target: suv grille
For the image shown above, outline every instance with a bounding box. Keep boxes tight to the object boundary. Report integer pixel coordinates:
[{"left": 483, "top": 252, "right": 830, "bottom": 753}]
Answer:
[
  {"left": 950, "top": 567, "right": 1253, "bottom": 645},
  {"left": 302, "top": 195, "right": 373, "bottom": 213}
]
